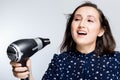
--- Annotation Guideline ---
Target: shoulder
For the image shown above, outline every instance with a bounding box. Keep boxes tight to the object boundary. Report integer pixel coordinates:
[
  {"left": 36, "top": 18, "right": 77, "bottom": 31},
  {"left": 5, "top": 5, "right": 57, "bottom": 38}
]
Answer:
[
  {"left": 53, "top": 51, "right": 73, "bottom": 60},
  {"left": 48, "top": 51, "right": 72, "bottom": 67},
  {"left": 51, "top": 50, "right": 77, "bottom": 64},
  {"left": 112, "top": 51, "right": 120, "bottom": 63},
  {"left": 114, "top": 51, "right": 120, "bottom": 56}
]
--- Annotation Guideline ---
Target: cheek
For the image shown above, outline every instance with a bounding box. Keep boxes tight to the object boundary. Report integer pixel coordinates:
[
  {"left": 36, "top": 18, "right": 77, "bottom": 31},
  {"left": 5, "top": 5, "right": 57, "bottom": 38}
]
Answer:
[
  {"left": 89, "top": 26, "right": 101, "bottom": 38},
  {"left": 71, "top": 21, "right": 79, "bottom": 30},
  {"left": 71, "top": 21, "right": 78, "bottom": 28},
  {"left": 71, "top": 25, "right": 77, "bottom": 40},
  {"left": 71, "top": 26, "right": 74, "bottom": 37},
  {"left": 71, "top": 23, "right": 76, "bottom": 34}
]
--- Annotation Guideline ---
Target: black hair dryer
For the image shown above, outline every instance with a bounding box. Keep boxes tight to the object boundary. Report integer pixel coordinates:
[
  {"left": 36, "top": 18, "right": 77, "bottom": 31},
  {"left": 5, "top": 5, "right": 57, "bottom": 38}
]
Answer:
[{"left": 7, "top": 37, "right": 50, "bottom": 80}]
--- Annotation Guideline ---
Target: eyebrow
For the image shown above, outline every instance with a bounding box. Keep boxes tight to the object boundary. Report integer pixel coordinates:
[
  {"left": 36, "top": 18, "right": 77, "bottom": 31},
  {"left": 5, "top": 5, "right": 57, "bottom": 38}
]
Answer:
[
  {"left": 74, "top": 14, "right": 96, "bottom": 20},
  {"left": 74, "top": 14, "right": 81, "bottom": 17},
  {"left": 87, "top": 15, "right": 95, "bottom": 19}
]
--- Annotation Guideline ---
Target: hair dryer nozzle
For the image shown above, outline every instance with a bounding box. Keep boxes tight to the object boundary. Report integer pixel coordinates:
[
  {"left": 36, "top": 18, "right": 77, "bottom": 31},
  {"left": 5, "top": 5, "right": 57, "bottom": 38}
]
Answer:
[{"left": 39, "top": 37, "right": 50, "bottom": 47}]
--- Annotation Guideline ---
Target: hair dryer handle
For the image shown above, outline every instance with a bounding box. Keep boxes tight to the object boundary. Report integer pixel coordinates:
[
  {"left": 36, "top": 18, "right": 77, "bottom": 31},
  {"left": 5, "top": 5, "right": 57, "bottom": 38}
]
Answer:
[{"left": 20, "top": 58, "right": 29, "bottom": 80}]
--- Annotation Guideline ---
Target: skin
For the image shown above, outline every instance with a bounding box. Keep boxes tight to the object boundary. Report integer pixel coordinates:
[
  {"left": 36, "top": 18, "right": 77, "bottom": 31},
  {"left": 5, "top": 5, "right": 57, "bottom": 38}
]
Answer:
[
  {"left": 10, "top": 6, "right": 105, "bottom": 80},
  {"left": 10, "top": 59, "right": 34, "bottom": 80},
  {"left": 71, "top": 6, "right": 104, "bottom": 54}
]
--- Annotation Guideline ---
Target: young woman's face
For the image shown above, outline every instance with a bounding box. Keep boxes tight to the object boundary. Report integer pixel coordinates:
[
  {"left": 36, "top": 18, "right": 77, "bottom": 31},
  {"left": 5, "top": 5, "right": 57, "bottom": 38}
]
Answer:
[{"left": 71, "top": 6, "right": 104, "bottom": 51}]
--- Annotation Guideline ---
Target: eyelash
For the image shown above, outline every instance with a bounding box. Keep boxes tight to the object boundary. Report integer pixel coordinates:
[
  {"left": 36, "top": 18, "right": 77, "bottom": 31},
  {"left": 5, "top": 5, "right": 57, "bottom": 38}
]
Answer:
[
  {"left": 88, "top": 19, "right": 94, "bottom": 22},
  {"left": 74, "top": 18, "right": 81, "bottom": 21},
  {"left": 74, "top": 18, "right": 94, "bottom": 23}
]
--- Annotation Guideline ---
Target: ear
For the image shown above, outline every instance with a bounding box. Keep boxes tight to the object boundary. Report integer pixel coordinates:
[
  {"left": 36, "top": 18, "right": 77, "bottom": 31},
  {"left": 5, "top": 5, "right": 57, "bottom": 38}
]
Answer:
[{"left": 98, "top": 28, "right": 105, "bottom": 37}]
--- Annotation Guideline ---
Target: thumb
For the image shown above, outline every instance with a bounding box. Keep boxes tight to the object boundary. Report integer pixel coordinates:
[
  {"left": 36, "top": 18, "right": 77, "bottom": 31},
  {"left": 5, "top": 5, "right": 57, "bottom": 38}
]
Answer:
[
  {"left": 26, "top": 58, "right": 33, "bottom": 74},
  {"left": 26, "top": 58, "right": 32, "bottom": 68},
  {"left": 26, "top": 58, "right": 34, "bottom": 80}
]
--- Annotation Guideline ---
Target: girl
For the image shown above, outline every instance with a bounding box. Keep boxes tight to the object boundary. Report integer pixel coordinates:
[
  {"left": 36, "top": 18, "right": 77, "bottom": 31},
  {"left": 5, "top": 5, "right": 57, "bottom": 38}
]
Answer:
[{"left": 11, "top": 2, "right": 120, "bottom": 80}]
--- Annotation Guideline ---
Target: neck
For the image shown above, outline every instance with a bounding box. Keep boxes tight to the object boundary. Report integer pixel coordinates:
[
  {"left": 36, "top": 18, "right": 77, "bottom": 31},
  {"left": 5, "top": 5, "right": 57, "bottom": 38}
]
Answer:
[{"left": 76, "top": 43, "right": 96, "bottom": 54}]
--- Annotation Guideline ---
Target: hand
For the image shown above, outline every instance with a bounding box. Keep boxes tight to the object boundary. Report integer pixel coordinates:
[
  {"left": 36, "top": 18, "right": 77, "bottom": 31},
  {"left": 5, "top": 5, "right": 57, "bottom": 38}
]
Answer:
[{"left": 10, "top": 58, "right": 34, "bottom": 80}]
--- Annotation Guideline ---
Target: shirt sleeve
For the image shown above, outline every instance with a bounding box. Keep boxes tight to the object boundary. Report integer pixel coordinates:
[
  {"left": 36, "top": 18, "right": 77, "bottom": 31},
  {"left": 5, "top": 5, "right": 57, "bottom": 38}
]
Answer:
[{"left": 42, "top": 54, "right": 60, "bottom": 80}]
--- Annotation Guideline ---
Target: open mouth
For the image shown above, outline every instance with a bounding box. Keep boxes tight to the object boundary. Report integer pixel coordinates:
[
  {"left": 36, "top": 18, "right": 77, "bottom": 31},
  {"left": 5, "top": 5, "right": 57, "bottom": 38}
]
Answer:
[{"left": 77, "top": 31, "right": 87, "bottom": 35}]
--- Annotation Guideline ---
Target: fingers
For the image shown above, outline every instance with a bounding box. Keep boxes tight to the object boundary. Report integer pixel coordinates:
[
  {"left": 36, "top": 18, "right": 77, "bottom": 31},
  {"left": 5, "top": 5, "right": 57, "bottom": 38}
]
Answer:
[
  {"left": 13, "top": 66, "right": 28, "bottom": 72},
  {"left": 10, "top": 59, "right": 31, "bottom": 79},
  {"left": 10, "top": 61, "right": 22, "bottom": 67},
  {"left": 13, "top": 69, "right": 29, "bottom": 79},
  {"left": 10, "top": 58, "right": 31, "bottom": 67},
  {"left": 12, "top": 64, "right": 29, "bottom": 79}
]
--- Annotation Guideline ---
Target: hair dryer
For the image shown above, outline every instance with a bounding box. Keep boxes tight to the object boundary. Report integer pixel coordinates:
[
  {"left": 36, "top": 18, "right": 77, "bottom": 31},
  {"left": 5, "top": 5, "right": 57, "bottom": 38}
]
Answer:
[{"left": 7, "top": 37, "right": 50, "bottom": 80}]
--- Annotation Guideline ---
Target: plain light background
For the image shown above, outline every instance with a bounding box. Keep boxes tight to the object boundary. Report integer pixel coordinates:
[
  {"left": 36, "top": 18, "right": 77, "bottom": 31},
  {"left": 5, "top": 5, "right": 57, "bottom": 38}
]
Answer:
[{"left": 0, "top": 0, "right": 120, "bottom": 80}]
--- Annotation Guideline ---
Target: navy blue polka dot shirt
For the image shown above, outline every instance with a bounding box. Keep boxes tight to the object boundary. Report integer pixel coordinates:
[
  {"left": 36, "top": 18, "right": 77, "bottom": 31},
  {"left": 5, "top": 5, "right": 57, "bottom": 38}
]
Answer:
[{"left": 42, "top": 51, "right": 120, "bottom": 80}]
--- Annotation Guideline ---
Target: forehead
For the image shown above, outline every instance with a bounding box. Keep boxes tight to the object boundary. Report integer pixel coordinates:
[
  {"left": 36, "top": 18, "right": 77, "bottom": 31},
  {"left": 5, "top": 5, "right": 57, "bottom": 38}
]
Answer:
[{"left": 74, "top": 6, "right": 100, "bottom": 18}]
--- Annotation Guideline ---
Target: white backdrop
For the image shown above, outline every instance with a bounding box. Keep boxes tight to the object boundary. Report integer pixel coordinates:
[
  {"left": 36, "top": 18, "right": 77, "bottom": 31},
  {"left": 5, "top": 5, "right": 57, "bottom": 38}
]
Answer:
[{"left": 0, "top": 0, "right": 120, "bottom": 80}]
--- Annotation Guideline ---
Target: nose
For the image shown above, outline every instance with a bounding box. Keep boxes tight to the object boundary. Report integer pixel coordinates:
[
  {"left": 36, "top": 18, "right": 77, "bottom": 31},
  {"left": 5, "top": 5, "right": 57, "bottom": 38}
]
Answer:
[{"left": 79, "top": 20, "right": 85, "bottom": 28}]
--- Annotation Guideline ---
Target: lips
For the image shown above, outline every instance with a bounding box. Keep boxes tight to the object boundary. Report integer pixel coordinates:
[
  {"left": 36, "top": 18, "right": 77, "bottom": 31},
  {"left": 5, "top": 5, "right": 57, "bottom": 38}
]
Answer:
[{"left": 77, "top": 30, "right": 87, "bottom": 35}]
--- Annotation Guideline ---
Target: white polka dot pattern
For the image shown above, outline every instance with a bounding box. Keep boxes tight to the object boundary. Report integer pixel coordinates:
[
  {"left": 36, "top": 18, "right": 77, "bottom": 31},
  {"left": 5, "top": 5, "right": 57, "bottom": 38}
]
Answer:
[{"left": 42, "top": 51, "right": 120, "bottom": 80}]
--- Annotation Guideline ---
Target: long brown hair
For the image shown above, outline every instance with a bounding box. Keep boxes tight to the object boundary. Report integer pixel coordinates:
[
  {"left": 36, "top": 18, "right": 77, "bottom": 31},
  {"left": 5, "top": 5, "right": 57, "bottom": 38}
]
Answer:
[{"left": 60, "top": 1, "right": 116, "bottom": 55}]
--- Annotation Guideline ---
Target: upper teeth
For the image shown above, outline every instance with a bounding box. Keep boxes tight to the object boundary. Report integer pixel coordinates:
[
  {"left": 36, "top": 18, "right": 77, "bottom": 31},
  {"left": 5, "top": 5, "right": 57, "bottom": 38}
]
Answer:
[{"left": 77, "top": 31, "right": 87, "bottom": 35}]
